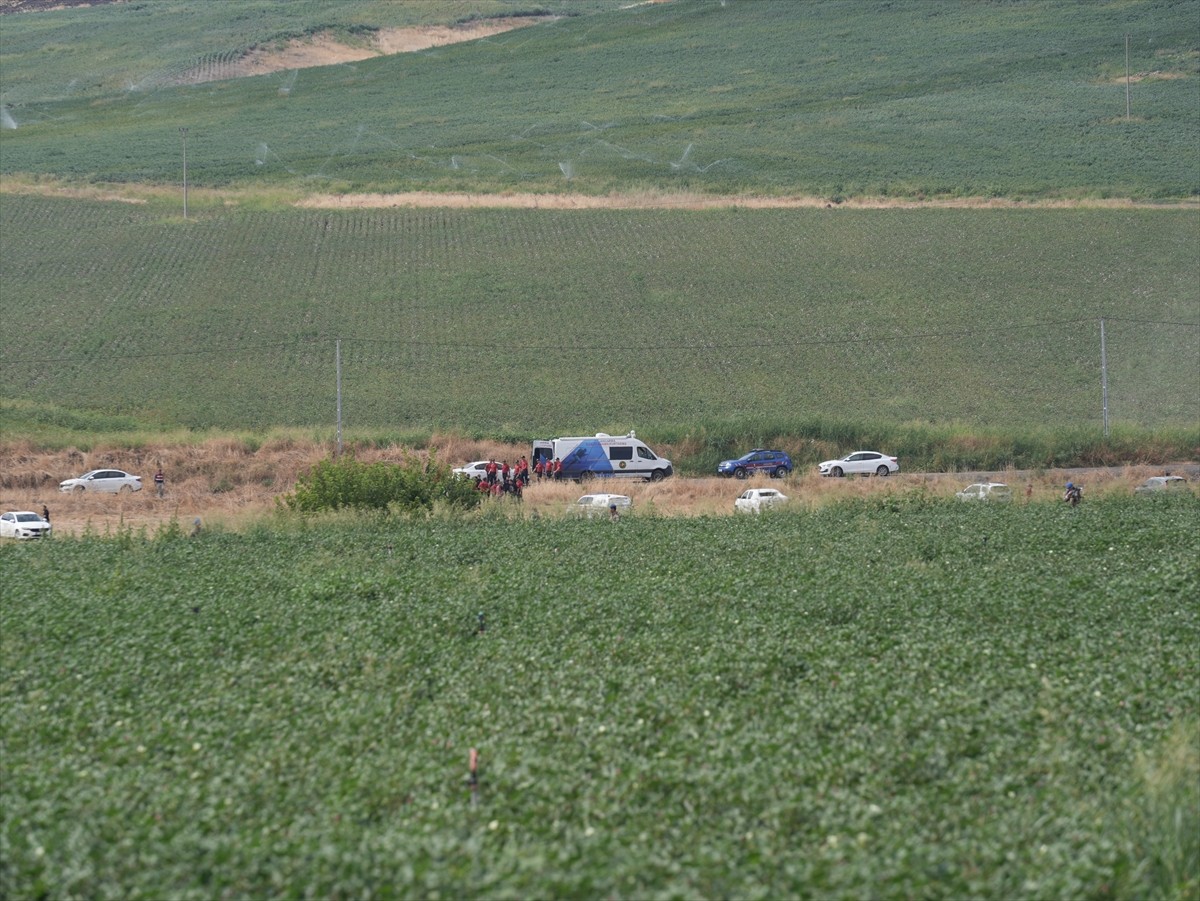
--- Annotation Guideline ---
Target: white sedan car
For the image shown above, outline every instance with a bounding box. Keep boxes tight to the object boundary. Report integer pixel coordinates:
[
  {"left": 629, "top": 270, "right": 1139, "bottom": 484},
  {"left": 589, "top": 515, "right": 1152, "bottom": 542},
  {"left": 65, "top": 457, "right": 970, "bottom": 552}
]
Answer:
[
  {"left": 0, "top": 511, "right": 52, "bottom": 539},
  {"left": 453, "top": 460, "right": 493, "bottom": 480},
  {"left": 734, "top": 488, "right": 789, "bottom": 513},
  {"left": 59, "top": 469, "right": 143, "bottom": 493},
  {"left": 818, "top": 451, "right": 899, "bottom": 477}
]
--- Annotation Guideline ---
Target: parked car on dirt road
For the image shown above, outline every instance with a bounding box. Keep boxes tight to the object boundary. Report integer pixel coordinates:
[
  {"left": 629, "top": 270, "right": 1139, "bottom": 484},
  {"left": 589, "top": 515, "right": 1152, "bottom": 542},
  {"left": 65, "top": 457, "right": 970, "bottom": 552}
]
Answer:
[
  {"left": 453, "top": 461, "right": 494, "bottom": 480},
  {"left": 717, "top": 449, "right": 792, "bottom": 479},
  {"left": 0, "top": 511, "right": 52, "bottom": 539},
  {"left": 59, "top": 469, "right": 142, "bottom": 493},
  {"left": 1134, "top": 475, "right": 1189, "bottom": 496},
  {"left": 956, "top": 482, "right": 1013, "bottom": 502},
  {"left": 734, "top": 488, "right": 789, "bottom": 513},
  {"left": 570, "top": 494, "right": 632, "bottom": 518},
  {"left": 818, "top": 451, "right": 899, "bottom": 477}
]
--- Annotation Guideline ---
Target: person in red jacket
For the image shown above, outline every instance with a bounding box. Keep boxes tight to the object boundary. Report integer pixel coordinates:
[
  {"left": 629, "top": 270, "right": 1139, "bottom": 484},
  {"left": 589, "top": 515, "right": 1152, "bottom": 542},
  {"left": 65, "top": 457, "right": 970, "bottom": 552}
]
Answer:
[{"left": 553, "top": 458, "right": 563, "bottom": 480}]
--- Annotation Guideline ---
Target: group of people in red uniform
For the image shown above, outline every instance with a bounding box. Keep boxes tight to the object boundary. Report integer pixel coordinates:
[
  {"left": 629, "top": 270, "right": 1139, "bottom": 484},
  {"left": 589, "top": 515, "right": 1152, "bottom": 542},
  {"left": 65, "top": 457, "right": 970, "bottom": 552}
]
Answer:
[{"left": 473, "top": 456, "right": 564, "bottom": 497}]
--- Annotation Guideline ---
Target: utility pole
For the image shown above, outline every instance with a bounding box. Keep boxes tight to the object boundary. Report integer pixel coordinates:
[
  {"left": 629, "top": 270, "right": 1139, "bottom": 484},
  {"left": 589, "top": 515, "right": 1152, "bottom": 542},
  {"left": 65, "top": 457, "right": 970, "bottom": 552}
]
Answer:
[
  {"left": 1125, "top": 34, "right": 1131, "bottom": 121},
  {"left": 179, "top": 127, "right": 189, "bottom": 219},
  {"left": 336, "top": 338, "right": 343, "bottom": 457},
  {"left": 1100, "top": 317, "right": 1110, "bottom": 438}
]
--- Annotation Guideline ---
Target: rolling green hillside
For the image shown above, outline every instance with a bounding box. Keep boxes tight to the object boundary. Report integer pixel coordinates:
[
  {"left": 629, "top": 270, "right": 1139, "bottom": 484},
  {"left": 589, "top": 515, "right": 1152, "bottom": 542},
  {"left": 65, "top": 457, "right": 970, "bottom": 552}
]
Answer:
[
  {"left": 1, "top": 194, "right": 1196, "bottom": 437},
  {"left": 1, "top": 0, "right": 1197, "bottom": 199}
]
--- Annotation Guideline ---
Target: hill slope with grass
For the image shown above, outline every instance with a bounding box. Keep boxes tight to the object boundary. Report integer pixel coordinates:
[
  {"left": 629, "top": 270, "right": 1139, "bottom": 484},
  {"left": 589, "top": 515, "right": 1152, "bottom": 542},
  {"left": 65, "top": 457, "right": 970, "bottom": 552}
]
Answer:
[
  {"left": 1, "top": 0, "right": 1197, "bottom": 199},
  {"left": 1, "top": 194, "right": 1197, "bottom": 444}
]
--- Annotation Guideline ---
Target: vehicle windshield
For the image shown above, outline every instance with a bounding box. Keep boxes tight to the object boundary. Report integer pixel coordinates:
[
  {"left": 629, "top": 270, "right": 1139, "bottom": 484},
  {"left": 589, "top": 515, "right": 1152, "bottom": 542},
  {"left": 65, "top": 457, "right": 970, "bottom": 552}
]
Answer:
[{"left": 16, "top": 513, "right": 42, "bottom": 522}]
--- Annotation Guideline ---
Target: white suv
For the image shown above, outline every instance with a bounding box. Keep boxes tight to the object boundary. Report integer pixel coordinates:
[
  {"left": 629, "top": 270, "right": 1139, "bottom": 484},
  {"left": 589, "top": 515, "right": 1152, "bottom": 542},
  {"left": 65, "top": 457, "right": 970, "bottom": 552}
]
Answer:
[
  {"left": 734, "top": 488, "right": 789, "bottom": 513},
  {"left": 571, "top": 494, "right": 632, "bottom": 518},
  {"left": 955, "top": 482, "right": 1012, "bottom": 502}
]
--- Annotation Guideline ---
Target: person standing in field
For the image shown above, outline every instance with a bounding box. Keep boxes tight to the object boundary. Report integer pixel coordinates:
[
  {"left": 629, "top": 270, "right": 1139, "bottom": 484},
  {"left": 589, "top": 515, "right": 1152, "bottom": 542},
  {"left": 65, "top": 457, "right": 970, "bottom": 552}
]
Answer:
[
  {"left": 41, "top": 505, "right": 50, "bottom": 523},
  {"left": 154, "top": 468, "right": 165, "bottom": 498}
]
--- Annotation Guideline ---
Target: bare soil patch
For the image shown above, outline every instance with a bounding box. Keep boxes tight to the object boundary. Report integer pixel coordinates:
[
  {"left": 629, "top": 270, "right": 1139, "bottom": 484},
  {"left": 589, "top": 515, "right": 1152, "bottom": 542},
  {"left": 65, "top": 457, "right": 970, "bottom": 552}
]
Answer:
[
  {"left": 295, "top": 190, "right": 1197, "bottom": 211},
  {"left": 0, "top": 0, "right": 123, "bottom": 13},
  {"left": 2, "top": 438, "right": 1190, "bottom": 538},
  {"left": 5, "top": 178, "right": 1195, "bottom": 211},
  {"left": 179, "top": 18, "right": 556, "bottom": 85}
]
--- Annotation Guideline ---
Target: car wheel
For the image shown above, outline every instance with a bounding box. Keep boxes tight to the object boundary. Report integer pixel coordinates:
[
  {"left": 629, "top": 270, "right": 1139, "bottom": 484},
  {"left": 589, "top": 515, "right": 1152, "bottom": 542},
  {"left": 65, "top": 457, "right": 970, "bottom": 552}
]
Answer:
[
  {"left": 74, "top": 485, "right": 86, "bottom": 493},
  {"left": 773, "top": 466, "right": 788, "bottom": 479},
  {"left": 120, "top": 484, "right": 133, "bottom": 494},
  {"left": 875, "top": 465, "right": 890, "bottom": 477},
  {"left": 831, "top": 466, "right": 843, "bottom": 478},
  {"left": 649, "top": 469, "right": 665, "bottom": 482},
  {"left": 734, "top": 467, "right": 749, "bottom": 480}
]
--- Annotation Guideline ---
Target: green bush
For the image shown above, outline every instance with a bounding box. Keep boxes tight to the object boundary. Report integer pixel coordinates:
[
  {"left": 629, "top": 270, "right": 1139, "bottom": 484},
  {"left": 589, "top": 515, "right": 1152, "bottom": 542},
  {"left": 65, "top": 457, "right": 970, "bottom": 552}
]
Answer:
[{"left": 281, "top": 451, "right": 480, "bottom": 514}]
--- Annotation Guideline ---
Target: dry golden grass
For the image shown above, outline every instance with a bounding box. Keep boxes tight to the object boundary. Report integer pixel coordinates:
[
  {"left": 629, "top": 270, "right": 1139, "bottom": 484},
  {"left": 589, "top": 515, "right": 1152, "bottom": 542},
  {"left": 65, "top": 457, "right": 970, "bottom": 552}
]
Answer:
[
  {"left": 5, "top": 177, "right": 1196, "bottom": 214},
  {"left": 0, "top": 438, "right": 1191, "bottom": 537}
]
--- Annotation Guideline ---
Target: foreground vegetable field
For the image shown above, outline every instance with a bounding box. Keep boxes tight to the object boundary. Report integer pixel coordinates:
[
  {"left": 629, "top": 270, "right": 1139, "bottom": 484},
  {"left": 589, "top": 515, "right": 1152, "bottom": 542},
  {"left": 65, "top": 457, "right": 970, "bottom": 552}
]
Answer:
[{"left": 2, "top": 497, "right": 1197, "bottom": 898}]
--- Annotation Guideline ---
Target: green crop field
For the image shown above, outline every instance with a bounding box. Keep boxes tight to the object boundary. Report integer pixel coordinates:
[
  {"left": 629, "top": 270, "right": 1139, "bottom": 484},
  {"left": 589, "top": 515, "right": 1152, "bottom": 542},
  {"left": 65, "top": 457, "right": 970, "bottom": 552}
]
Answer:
[
  {"left": 1, "top": 0, "right": 1197, "bottom": 199},
  {"left": 1, "top": 3, "right": 1198, "bottom": 896},
  {"left": 2, "top": 498, "right": 1197, "bottom": 898},
  {"left": 1, "top": 193, "right": 1197, "bottom": 452}
]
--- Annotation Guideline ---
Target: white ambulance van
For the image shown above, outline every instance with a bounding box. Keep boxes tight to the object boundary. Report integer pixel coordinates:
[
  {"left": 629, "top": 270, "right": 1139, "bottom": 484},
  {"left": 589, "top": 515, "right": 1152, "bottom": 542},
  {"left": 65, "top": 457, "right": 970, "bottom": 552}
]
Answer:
[{"left": 532, "top": 431, "right": 673, "bottom": 482}]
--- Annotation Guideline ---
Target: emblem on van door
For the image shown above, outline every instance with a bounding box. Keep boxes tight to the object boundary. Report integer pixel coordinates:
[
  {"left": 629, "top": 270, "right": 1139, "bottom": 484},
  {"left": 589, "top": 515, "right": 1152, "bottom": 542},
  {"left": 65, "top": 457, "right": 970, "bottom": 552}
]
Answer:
[{"left": 619, "top": 461, "right": 627, "bottom": 468}]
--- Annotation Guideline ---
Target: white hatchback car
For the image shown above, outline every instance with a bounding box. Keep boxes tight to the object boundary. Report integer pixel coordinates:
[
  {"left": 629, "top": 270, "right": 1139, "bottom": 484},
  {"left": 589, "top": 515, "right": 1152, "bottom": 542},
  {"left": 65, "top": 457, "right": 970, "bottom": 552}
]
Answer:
[
  {"left": 0, "top": 511, "right": 52, "bottom": 539},
  {"left": 734, "top": 488, "right": 789, "bottom": 513},
  {"left": 571, "top": 494, "right": 632, "bottom": 518},
  {"left": 818, "top": 451, "right": 899, "bottom": 477},
  {"left": 59, "top": 469, "right": 143, "bottom": 493},
  {"left": 956, "top": 482, "right": 1013, "bottom": 502}
]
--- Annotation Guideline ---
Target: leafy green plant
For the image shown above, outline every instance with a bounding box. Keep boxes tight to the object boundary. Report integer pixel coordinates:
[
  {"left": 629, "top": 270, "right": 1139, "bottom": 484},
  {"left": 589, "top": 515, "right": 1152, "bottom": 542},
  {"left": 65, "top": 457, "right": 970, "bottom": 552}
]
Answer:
[{"left": 281, "top": 449, "right": 481, "bottom": 513}]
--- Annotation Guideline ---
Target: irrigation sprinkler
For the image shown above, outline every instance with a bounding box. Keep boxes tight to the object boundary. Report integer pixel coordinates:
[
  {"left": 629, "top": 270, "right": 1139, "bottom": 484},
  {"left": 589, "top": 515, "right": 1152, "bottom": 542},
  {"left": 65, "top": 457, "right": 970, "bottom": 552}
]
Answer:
[
  {"left": 1125, "top": 34, "right": 1131, "bottom": 121},
  {"left": 179, "top": 127, "right": 189, "bottom": 220}
]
